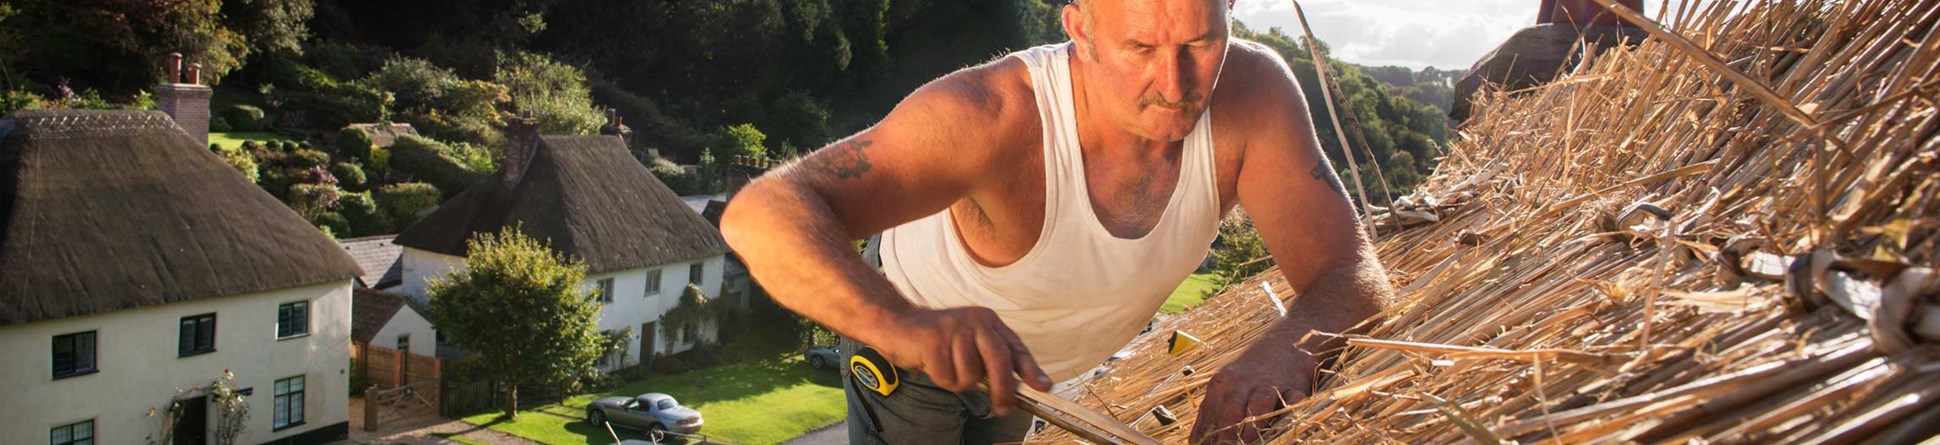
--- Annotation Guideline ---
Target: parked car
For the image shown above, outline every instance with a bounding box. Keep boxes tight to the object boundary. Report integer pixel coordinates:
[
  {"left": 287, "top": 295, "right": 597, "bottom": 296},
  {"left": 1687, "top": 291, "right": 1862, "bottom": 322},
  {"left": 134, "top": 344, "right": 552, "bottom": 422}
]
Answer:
[
  {"left": 587, "top": 393, "right": 704, "bottom": 435},
  {"left": 804, "top": 345, "right": 842, "bottom": 370}
]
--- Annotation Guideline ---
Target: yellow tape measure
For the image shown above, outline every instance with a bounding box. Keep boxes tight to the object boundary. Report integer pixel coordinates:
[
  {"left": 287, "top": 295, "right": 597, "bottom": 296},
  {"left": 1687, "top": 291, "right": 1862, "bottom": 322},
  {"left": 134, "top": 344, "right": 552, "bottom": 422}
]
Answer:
[{"left": 849, "top": 346, "right": 901, "bottom": 397}]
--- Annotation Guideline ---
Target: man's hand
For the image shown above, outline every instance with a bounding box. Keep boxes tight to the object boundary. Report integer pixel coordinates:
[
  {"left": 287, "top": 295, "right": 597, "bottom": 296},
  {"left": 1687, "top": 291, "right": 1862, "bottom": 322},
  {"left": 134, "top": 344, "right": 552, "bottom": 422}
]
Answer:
[
  {"left": 872, "top": 306, "right": 1055, "bottom": 416},
  {"left": 1189, "top": 336, "right": 1317, "bottom": 444}
]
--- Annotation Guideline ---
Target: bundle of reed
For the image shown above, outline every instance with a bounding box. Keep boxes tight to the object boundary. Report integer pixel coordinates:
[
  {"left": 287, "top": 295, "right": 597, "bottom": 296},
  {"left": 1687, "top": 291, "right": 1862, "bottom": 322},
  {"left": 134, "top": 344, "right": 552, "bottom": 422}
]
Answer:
[{"left": 1031, "top": 0, "right": 1940, "bottom": 443}]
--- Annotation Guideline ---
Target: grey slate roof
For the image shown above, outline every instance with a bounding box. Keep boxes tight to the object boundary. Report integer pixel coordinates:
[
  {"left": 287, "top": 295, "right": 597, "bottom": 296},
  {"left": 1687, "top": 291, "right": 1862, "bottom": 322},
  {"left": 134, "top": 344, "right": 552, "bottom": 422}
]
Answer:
[
  {"left": 392, "top": 135, "right": 727, "bottom": 273},
  {"left": 0, "top": 110, "right": 361, "bottom": 326},
  {"left": 340, "top": 235, "right": 404, "bottom": 289}
]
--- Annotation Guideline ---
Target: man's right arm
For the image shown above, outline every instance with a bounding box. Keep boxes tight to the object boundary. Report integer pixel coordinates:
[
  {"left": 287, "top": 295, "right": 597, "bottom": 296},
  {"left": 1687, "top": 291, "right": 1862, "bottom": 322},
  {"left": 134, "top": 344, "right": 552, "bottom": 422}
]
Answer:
[{"left": 719, "top": 62, "right": 1052, "bottom": 413}]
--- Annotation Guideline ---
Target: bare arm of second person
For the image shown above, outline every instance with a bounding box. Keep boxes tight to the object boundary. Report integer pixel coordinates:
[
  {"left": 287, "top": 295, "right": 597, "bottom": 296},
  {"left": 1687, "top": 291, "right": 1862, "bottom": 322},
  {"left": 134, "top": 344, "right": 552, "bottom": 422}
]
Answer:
[{"left": 719, "top": 59, "right": 1052, "bottom": 415}]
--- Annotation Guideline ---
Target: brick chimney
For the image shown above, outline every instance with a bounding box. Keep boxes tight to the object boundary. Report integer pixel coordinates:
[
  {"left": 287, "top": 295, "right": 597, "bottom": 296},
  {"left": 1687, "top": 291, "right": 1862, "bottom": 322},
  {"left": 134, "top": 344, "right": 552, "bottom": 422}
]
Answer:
[
  {"left": 503, "top": 117, "right": 541, "bottom": 185},
  {"left": 598, "top": 108, "right": 632, "bottom": 146},
  {"left": 155, "top": 52, "right": 214, "bottom": 146}
]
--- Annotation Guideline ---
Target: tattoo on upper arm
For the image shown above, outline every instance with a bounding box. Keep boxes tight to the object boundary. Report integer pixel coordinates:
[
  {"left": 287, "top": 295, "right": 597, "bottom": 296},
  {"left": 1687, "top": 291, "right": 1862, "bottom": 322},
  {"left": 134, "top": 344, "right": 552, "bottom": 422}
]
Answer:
[
  {"left": 1310, "top": 158, "right": 1347, "bottom": 198},
  {"left": 807, "top": 139, "right": 875, "bottom": 180}
]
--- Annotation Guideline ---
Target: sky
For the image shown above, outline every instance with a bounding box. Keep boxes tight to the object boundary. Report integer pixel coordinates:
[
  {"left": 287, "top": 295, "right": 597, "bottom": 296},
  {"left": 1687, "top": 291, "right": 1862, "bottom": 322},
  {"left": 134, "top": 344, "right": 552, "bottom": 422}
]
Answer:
[{"left": 1231, "top": 0, "right": 1716, "bottom": 70}]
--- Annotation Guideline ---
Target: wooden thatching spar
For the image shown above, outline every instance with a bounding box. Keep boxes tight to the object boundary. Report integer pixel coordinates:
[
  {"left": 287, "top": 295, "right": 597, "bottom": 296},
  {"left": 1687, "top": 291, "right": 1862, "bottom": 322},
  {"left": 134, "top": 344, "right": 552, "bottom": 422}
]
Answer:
[{"left": 1013, "top": 386, "right": 1163, "bottom": 445}]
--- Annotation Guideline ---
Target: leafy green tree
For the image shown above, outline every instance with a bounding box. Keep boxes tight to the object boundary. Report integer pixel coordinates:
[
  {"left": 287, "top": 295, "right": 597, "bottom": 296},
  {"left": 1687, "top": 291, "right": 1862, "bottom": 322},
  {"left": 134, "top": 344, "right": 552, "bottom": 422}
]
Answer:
[
  {"left": 426, "top": 227, "right": 604, "bottom": 419},
  {"left": 220, "top": 0, "right": 315, "bottom": 55}
]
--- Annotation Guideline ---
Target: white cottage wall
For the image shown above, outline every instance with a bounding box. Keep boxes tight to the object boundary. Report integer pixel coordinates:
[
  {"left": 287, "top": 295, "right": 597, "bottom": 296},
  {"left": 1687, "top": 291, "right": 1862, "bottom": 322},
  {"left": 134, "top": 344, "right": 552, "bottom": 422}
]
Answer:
[{"left": 0, "top": 281, "right": 353, "bottom": 445}]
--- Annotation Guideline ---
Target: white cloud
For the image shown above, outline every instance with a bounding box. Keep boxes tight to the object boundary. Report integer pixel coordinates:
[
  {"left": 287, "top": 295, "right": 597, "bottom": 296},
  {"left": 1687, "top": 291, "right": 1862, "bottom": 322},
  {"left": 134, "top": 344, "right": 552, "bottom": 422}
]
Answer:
[{"left": 1233, "top": 0, "right": 1719, "bottom": 69}]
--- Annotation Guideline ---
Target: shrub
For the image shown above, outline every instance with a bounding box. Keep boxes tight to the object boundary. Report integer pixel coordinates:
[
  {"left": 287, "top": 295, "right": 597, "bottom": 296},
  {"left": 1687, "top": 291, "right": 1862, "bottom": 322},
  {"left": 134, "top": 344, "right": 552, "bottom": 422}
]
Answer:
[
  {"left": 313, "top": 212, "right": 350, "bottom": 237},
  {"left": 332, "top": 162, "right": 368, "bottom": 189},
  {"left": 265, "top": 62, "right": 391, "bottom": 129},
  {"left": 389, "top": 135, "right": 487, "bottom": 197},
  {"left": 1, "top": 89, "right": 46, "bottom": 116},
  {"left": 288, "top": 149, "right": 332, "bottom": 169},
  {"left": 223, "top": 105, "right": 268, "bottom": 131},
  {"left": 287, "top": 184, "right": 342, "bottom": 218},
  {"left": 647, "top": 157, "right": 703, "bottom": 196},
  {"left": 220, "top": 150, "right": 261, "bottom": 183},
  {"left": 376, "top": 182, "right": 442, "bottom": 228},
  {"left": 337, "top": 191, "right": 384, "bottom": 235},
  {"left": 209, "top": 116, "right": 233, "bottom": 132},
  {"left": 240, "top": 140, "right": 263, "bottom": 152},
  {"left": 497, "top": 52, "right": 602, "bottom": 135},
  {"left": 336, "top": 127, "right": 374, "bottom": 162},
  {"left": 367, "top": 56, "right": 508, "bottom": 146}
]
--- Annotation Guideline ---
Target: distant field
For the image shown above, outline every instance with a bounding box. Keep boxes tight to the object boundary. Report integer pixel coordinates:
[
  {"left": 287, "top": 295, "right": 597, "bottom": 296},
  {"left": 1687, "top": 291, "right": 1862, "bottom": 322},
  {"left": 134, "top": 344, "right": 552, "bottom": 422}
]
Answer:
[{"left": 1161, "top": 273, "right": 1221, "bottom": 314}]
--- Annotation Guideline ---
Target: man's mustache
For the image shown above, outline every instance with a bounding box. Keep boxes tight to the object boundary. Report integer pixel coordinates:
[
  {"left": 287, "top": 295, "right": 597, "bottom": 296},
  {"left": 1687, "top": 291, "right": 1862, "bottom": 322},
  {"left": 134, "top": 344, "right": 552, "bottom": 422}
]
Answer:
[{"left": 1141, "top": 92, "right": 1204, "bottom": 108}]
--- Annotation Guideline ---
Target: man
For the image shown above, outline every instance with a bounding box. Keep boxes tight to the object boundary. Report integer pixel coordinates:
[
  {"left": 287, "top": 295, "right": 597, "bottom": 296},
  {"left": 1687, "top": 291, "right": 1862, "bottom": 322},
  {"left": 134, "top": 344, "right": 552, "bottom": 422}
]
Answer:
[{"left": 720, "top": 0, "right": 1392, "bottom": 443}]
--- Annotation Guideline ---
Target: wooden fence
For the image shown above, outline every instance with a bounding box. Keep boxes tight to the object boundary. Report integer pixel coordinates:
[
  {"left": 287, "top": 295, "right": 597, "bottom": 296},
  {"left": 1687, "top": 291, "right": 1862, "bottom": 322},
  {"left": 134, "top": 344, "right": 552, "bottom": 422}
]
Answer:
[{"left": 352, "top": 341, "right": 441, "bottom": 390}]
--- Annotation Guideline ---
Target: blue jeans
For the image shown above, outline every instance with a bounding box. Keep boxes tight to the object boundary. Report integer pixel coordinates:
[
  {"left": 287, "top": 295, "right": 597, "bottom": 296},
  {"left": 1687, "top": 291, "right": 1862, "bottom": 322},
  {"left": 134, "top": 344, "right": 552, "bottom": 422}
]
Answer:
[{"left": 840, "top": 337, "right": 1034, "bottom": 444}]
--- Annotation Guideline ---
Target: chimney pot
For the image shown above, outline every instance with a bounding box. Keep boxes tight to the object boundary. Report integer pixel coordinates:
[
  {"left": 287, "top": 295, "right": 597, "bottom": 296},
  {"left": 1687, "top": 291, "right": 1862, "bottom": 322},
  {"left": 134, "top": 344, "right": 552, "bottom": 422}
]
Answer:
[
  {"left": 156, "top": 53, "right": 213, "bottom": 146},
  {"left": 165, "top": 53, "right": 183, "bottom": 84}
]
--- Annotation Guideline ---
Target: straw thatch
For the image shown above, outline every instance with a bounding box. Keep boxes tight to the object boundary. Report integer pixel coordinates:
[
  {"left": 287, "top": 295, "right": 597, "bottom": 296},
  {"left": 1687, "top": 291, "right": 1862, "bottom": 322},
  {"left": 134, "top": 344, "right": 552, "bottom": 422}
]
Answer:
[
  {"left": 1033, "top": 0, "right": 1940, "bottom": 443},
  {"left": 0, "top": 110, "right": 363, "bottom": 326},
  {"left": 393, "top": 135, "right": 728, "bottom": 273}
]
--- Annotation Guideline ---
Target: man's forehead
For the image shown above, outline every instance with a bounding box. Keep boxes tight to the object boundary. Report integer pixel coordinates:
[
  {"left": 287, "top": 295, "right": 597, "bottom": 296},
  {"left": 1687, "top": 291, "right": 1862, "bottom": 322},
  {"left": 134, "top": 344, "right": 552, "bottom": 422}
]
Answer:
[{"left": 1081, "top": 0, "right": 1229, "bottom": 36}]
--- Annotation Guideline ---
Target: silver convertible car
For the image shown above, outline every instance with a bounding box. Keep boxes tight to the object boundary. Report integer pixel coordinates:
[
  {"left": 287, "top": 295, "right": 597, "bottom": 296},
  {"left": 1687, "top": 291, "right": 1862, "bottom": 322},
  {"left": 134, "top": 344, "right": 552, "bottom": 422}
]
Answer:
[{"left": 587, "top": 393, "right": 704, "bottom": 435}]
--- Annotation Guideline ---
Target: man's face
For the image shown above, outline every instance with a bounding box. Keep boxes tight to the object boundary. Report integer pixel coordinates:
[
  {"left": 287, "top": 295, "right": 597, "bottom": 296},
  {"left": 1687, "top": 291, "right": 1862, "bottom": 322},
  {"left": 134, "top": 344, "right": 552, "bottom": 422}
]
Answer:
[{"left": 1068, "top": 0, "right": 1231, "bottom": 142}]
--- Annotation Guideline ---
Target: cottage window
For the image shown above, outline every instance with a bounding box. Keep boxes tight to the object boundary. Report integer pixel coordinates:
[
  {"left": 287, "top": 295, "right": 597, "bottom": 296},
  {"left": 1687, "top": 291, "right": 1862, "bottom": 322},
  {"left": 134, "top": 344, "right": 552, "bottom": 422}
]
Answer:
[
  {"left": 643, "top": 269, "right": 662, "bottom": 296},
  {"left": 688, "top": 262, "right": 704, "bottom": 285},
  {"left": 277, "top": 301, "right": 309, "bottom": 339},
  {"left": 50, "top": 419, "right": 93, "bottom": 445},
  {"left": 178, "top": 313, "right": 217, "bottom": 356},
  {"left": 595, "top": 278, "right": 615, "bottom": 303},
  {"left": 52, "top": 331, "right": 97, "bottom": 379},
  {"left": 274, "top": 375, "right": 305, "bottom": 430}
]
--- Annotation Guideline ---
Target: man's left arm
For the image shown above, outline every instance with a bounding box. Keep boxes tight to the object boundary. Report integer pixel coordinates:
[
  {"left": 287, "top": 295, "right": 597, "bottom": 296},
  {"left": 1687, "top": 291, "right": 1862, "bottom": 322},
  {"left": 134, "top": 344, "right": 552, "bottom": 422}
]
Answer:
[{"left": 1189, "top": 45, "right": 1395, "bottom": 444}]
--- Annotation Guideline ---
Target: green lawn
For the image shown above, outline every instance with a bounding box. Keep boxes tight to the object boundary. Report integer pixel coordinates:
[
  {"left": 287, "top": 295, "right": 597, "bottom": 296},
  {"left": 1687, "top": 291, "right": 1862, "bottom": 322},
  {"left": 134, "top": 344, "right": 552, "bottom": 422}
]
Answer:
[
  {"left": 208, "top": 131, "right": 298, "bottom": 151},
  {"left": 433, "top": 433, "right": 493, "bottom": 445},
  {"left": 464, "top": 357, "right": 847, "bottom": 445},
  {"left": 1160, "top": 273, "right": 1221, "bottom": 314}
]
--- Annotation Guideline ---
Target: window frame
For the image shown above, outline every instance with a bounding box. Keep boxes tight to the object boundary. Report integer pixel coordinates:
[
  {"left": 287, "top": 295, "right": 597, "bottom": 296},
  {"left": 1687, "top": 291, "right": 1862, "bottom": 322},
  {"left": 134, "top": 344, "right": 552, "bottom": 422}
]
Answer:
[
  {"left": 276, "top": 301, "right": 310, "bottom": 339},
  {"left": 273, "top": 375, "right": 306, "bottom": 431},
  {"left": 688, "top": 262, "right": 704, "bottom": 285},
  {"left": 178, "top": 313, "right": 217, "bottom": 357},
  {"left": 51, "top": 331, "right": 98, "bottom": 379},
  {"left": 643, "top": 269, "right": 662, "bottom": 297},
  {"left": 50, "top": 419, "right": 94, "bottom": 445},
  {"left": 595, "top": 278, "right": 615, "bottom": 303}
]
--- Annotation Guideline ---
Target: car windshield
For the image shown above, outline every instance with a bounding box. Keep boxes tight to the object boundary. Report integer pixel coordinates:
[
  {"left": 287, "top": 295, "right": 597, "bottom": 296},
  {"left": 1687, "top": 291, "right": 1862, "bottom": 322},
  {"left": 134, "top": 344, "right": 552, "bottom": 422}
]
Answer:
[{"left": 657, "top": 399, "right": 676, "bottom": 410}]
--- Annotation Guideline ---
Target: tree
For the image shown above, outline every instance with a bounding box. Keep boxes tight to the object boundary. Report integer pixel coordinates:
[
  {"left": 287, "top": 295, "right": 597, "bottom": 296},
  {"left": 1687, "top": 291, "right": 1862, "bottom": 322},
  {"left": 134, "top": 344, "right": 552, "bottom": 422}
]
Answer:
[{"left": 426, "top": 226, "right": 604, "bottom": 419}]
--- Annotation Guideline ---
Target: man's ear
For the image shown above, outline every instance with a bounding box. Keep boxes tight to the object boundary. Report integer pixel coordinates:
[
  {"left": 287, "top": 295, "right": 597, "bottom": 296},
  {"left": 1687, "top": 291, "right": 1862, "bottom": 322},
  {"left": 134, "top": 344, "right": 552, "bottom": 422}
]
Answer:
[{"left": 1061, "top": 4, "right": 1093, "bottom": 60}]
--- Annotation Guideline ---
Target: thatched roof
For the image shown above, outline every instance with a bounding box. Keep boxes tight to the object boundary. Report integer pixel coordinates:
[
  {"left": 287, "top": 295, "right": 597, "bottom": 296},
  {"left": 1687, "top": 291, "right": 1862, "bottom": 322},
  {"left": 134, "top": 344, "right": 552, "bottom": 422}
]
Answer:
[
  {"left": 0, "top": 110, "right": 361, "bottom": 326},
  {"left": 393, "top": 135, "right": 726, "bottom": 273},
  {"left": 1037, "top": 0, "right": 1940, "bottom": 443}
]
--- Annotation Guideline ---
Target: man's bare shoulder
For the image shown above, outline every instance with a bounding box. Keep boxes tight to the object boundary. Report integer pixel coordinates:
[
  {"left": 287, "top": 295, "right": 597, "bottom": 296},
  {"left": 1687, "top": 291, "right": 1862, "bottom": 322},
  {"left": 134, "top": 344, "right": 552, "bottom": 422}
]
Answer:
[
  {"left": 1215, "top": 39, "right": 1307, "bottom": 123},
  {"left": 905, "top": 56, "right": 1042, "bottom": 156}
]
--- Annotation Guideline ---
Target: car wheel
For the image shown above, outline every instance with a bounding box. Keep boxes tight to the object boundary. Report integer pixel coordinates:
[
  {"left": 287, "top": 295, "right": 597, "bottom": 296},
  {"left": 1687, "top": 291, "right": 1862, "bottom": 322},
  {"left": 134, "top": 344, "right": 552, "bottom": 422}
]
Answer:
[
  {"left": 588, "top": 409, "right": 606, "bottom": 426},
  {"left": 648, "top": 423, "right": 667, "bottom": 441},
  {"left": 809, "top": 355, "right": 827, "bottom": 369}
]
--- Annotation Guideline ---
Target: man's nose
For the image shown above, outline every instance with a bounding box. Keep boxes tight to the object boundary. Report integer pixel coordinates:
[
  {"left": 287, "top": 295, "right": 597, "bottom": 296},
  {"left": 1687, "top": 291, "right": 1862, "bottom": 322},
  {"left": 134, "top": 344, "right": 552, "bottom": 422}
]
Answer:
[{"left": 1156, "top": 49, "right": 1191, "bottom": 104}]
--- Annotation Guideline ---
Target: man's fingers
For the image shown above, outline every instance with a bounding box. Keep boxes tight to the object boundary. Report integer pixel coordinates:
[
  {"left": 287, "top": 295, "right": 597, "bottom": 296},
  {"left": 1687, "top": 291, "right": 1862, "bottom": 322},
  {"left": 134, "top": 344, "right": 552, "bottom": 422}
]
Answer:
[
  {"left": 1189, "top": 382, "right": 1235, "bottom": 444},
  {"left": 997, "top": 325, "right": 1053, "bottom": 392},
  {"left": 923, "top": 345, "right": 959, "bottom": 393},
  {"left": 1238, "top": 387, "right": 1285, "bottom": 443},
  {"left": 976, "top": 329, "right": 1018, "bottom": 417},
  {"left": 948, "top": 335, "right": 984, "bottom": 392}
]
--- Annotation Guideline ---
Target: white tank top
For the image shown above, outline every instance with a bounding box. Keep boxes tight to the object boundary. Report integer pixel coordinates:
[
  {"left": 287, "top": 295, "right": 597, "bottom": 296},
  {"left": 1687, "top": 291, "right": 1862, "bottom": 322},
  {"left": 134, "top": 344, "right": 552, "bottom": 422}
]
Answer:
[{"left": 880, "top": 43, "right": 1222, "bottom": 381}]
